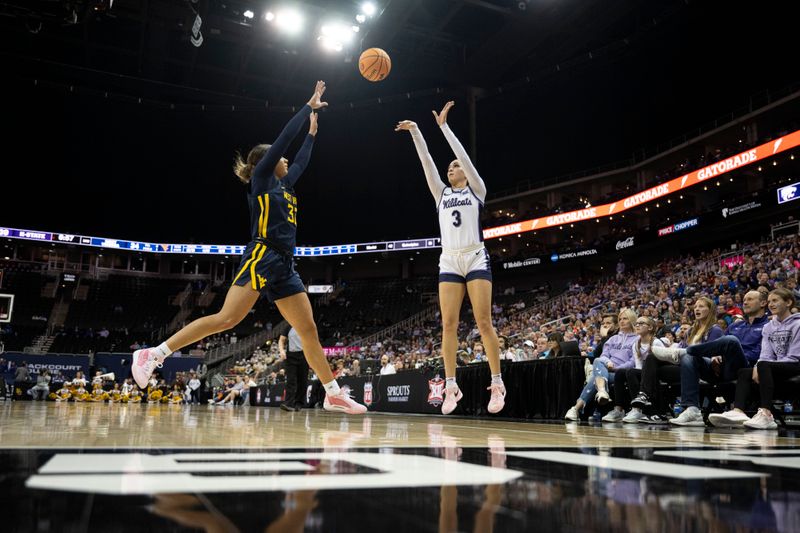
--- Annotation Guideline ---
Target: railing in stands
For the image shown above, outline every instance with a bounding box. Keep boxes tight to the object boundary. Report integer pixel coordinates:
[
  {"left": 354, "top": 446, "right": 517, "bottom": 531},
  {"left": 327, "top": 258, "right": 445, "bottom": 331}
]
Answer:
[
  {"left": 771, "top": 220, "right": 800, "bottom": 240},
  {"left": 348, "top": 304, "right": 441, "bottom": 348},
  {"left": 203, "top": 326, "right": 274, "bottom": 367}
]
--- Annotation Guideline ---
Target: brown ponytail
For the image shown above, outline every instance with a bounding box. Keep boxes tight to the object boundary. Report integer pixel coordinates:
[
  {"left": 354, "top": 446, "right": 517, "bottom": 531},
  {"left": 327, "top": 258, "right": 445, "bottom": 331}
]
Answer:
[{"left": 233, "top": 144, "right": 271, "bottom": 184}]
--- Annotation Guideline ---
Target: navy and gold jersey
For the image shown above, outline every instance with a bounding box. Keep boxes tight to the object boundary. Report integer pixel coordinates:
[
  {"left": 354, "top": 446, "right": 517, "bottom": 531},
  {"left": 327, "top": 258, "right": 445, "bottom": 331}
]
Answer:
[
  {"left": 232, "top": 104, "right": 314, "bottom": 301},
  {"left": 248, "top": 184, "right": 300, "bottom": 253},
  {"left": 248, "top": 104, "right": 315, "bottom": 253}
]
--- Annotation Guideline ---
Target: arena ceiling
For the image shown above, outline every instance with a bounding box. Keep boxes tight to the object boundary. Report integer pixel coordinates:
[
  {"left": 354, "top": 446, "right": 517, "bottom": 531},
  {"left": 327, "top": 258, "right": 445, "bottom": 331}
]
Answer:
[{"left": 0, "top": 0, "right": 679, "bottom": 105}]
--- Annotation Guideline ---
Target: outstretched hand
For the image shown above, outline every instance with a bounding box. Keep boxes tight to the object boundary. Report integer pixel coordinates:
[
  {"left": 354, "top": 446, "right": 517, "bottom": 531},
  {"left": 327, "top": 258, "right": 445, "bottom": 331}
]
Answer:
[
  {"left": 307, "top": 81, "right": 328, "bottom": 110},
  {"left": 309, "top": 112, "right": 318, "bottom": 136},
  {"left": 394, "top": 120, "right": 417, "bottom": 132},
  {"left": 432, "top": 101, "right": 454, "bottom": 126}
]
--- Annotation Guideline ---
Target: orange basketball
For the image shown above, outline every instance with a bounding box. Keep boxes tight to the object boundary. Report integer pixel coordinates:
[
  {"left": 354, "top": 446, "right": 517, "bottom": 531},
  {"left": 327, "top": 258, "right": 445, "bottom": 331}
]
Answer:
[{"left": 359, "top": 47, "right": 391, "bottom": 82}]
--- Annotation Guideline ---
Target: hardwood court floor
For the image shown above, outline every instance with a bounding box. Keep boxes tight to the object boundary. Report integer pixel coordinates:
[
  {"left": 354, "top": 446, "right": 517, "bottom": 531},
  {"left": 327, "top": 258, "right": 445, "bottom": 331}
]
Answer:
[
  {"left": 3, "top": 402, "right": 800, "bottom": 532},
  {"left": 1, "top": 401, "right": 797, "bottom": 449}
]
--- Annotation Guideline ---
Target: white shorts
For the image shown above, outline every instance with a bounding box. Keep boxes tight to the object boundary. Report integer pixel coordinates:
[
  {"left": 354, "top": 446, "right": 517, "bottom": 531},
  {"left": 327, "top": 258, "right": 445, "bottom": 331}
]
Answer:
[{"left": 438, "top": 246, "right": 492, "bottom": 284}]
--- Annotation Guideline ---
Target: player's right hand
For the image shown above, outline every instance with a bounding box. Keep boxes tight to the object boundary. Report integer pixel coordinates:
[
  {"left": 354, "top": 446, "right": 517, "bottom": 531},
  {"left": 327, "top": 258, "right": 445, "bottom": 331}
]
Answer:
[
  {"left": 395, "top": 120, "right": 417, "bottom": 132},
  {"left": 307, "top": 81, "right": 328, "bottom": 109}
]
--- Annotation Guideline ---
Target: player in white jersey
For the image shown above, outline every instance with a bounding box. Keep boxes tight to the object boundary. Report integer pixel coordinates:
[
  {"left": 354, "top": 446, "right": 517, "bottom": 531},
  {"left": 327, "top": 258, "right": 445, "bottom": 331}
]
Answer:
[{"left": 396, "top": 101, "right": 505, "bottom": 415}]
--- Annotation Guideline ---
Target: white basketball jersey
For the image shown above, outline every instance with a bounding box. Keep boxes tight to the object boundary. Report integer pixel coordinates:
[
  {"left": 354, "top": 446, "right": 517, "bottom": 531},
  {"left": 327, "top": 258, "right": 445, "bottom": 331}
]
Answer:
[{"left": 437, "top": 186, "right": 483, "bottom": 251}]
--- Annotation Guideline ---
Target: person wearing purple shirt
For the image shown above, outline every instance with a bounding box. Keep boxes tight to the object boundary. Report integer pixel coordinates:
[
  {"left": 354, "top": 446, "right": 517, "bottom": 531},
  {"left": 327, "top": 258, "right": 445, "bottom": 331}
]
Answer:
[
  {"left": 565, "top": 308, "right": 638, "bottom": 421},
  {"left": 710, "top": 288, "right": 800, "bottom": 430}
]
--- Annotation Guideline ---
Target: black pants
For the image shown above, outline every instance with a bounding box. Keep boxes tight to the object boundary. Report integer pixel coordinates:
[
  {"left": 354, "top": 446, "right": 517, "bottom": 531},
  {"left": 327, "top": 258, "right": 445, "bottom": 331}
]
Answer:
[
  {"left": 734, "top": 361, "right": 800, "bottom": 409},
  {"left": 190, "top": 388, "right": 200, "bottom": 404},
  {"left": 639, "top": 356, "right": 681, "bottom": 411},
  {"left": 614, "top": 368, "right": 642, "bottom": 409},
  {"left": 285, "top": 350, "right": 309, "bottom": 408}
]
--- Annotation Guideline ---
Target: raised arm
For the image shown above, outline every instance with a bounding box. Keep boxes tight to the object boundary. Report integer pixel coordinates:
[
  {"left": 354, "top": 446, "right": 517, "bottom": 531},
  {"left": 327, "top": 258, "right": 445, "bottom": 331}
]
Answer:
[
  {"left": 251, "top": 81, "right": 327, "bottom": 190},
  {"left": 282, "top": 113, "right": 317, "bottom": 189},
  {"left": 434, "top": 101, "right": 486, "bottom": 201},
  {"left": 395, "top": 120, "right": 445, "bottom": 202}
]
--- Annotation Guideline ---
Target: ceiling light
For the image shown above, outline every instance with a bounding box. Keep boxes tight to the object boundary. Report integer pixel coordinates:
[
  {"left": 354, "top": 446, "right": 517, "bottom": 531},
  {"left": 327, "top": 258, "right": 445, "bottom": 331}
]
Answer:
[
  {"left": 275, "top": 9, "right": 303, "bottom": 34},
  {"left": 361, "top": 2, "right": 376, "bottom": 17}
]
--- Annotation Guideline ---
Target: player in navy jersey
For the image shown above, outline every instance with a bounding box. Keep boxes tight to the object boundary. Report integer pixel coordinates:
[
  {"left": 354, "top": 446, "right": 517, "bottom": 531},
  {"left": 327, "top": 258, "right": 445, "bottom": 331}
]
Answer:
[
  {"left": 130, "top": 81, "right": 365, "bottom": 414},
  {"left": 396, "top": 101, "right": 505, "bottom": 415}
]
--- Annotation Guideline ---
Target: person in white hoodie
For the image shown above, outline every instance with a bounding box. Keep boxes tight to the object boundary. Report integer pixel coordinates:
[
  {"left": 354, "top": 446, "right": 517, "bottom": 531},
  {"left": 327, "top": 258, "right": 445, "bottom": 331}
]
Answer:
[{"left": 710, "top": 288, "right": 800, "bottom": 430}]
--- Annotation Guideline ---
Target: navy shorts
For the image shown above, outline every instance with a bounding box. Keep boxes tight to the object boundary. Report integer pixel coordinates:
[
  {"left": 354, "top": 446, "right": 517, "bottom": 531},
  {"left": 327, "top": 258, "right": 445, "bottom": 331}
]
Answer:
[{"left": 231, "top": 241, "right": 305, "bottom": 302}]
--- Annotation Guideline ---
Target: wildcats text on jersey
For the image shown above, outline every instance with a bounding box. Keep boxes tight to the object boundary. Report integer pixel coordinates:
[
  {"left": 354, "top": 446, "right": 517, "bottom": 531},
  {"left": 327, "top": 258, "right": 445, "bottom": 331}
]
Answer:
[{"left": 442, "top": 197, "right": 473, "bottom": 209}]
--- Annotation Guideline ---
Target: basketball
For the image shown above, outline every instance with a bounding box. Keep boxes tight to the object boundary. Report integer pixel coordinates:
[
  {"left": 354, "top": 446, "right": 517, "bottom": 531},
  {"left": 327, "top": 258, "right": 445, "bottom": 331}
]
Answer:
[{"left": 359, "top": 47, "right": 391, "bottom": 82}]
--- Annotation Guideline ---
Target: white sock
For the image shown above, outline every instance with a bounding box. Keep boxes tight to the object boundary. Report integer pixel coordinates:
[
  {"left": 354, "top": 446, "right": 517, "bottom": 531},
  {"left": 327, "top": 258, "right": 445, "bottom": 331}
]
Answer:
[
  {"left": 632, "top": 407, "right": 642, "bottom": 414},
  {"left": 323, "top": 381, "right": 341, "bottom": 395},
  {"left": 156, "top": 342, "right": 173, "bottom": 358},
  {"left": 491, "top": 373, "right": 503, "bottom": 386},
  {"left": 446, "top": 377, "right": 457, "bottom": 390}
]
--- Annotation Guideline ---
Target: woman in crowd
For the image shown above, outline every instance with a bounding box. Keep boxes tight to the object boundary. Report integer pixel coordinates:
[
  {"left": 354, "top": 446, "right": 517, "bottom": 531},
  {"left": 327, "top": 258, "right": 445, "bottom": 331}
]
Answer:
[
  {"left": 631, "top": 296, "right": 724, "bottom": 423},
  {"left": 565, "top": 308, "right": 638, "bottom": 421}
]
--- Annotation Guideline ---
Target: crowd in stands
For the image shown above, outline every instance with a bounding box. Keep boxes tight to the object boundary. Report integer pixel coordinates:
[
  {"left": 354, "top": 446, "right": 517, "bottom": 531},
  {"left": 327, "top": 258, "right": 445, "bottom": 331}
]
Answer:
[
  {"left": 209, "top": 233, "right": 798, "bottom": 424},
  {"left": 3, "top": 230, "right": 798, "bottom": 424}
]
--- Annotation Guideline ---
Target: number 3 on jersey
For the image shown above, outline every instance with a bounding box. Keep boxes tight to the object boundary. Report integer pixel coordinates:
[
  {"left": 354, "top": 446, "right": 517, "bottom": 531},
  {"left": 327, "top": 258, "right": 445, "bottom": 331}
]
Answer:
[
  {"left": 451, "top": 210, "right": 461, "bottom": 227},
  {"left": 288, "top": 204, "right": 297, "bottom": 225}
]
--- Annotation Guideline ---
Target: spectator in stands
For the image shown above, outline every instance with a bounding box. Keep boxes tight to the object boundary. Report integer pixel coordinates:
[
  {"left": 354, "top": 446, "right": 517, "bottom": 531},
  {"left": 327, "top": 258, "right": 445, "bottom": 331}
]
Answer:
[
  {"left": 333, "top": 360, "right": 347, "bottom": 379},
  {"left": 652, "top": 293, "right": 761, "bottom": 427},
  {"left": 534, "top": 337, "right": 548, "bottom": 359},
  {"left": 593, "top": 314, "right": 619, "bottom": 359},
  {"left": 514, "top": 339, "right": 533, "bottom": 362},
  {"left": 214, "top": 376, "right": 245, "bottom": 405},
  {"left": 709, "top": 288, "right": 800, "bottom": 430},
  {"left": 725, "top": 296, "right": 743, "bottom": 317},
  {"left": 659, "top": 302, "right": 673, "bottom": 326},
  {"left": 631, "top": 296, "right": 725, "bottom": 424},
  {"left": 30, "top": 370, "right": 51, "bottom": 401},
  {"left": 242, "top": 375, "right": 256, "bottom": 404},
  {"left": 14, "top": 361, "right": 30, "bottom": 384},
  {"left": 565, "top": 308, "right": 637, "bottom": 421},
  {"left": 539, "top": 333, "right": 563, "bottom": 360},
  {"left": 472, "top": 343, "right": 486, "bottom": 363},
  {"left": 603, "top": 317, "right": 664, "bottom": 423},
  {"left": 379, "top": 355, "right": 396, "bottom": 375},
  {"left": 498, "top": 337, "right": 516, "bottom": 361}
]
